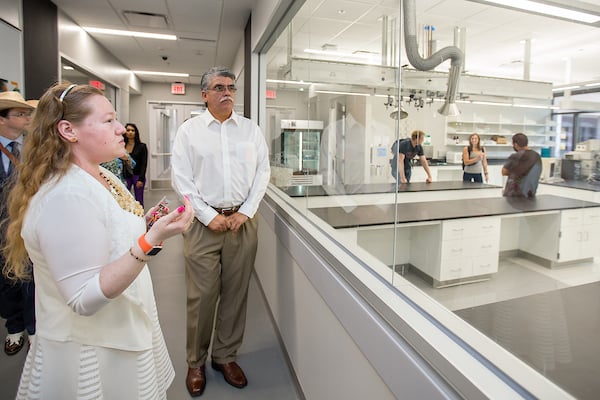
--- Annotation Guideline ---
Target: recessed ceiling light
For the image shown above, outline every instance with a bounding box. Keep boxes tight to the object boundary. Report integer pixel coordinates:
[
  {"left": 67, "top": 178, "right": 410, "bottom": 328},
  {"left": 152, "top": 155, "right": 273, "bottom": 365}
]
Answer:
[
  {"left": 314, "top": 90, "right": 370, "bottom": 97},
  {"left": 482, "top": 0, "right": 600, "bottom": 24},
  {"left": 304, "top": 48, "right": 377, "bottom": 60},
  {"left": 133, "top": 71, "right": 189, "bottom": 77},
  {"left": 552, "top": 85, "right": 580, "bottom": 91},
  {"left": 83, "top": 27, "right": 176, "bottom": 40},
  {"left": 266, "top": 79, "right": 314, "bottom": 85}
]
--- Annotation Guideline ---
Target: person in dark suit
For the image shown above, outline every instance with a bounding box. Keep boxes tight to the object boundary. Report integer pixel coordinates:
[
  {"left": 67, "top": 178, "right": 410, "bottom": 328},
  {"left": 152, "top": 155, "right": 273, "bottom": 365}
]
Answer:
[{"left": 0, "top": 91, "right": 36, "bottom": 355}]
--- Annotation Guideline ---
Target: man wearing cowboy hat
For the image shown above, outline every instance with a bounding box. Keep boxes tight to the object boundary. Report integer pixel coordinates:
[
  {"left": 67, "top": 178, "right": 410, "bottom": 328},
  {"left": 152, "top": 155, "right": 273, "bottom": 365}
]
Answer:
[{"left": 0, "top": 91, "right": 36, "bottom": 355}]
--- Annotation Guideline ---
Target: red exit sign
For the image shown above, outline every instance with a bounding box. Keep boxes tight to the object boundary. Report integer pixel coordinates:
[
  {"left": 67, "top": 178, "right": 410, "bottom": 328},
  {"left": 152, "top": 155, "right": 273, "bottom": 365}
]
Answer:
[
  {"left": 266, "top": 89, "right": 276, "bottom": 99},
  {"left": 171, "top": 82, "right": 186, "bottom": 95},
  {"left": 89, "top": 80, "right": 105, "bottom": 90}
]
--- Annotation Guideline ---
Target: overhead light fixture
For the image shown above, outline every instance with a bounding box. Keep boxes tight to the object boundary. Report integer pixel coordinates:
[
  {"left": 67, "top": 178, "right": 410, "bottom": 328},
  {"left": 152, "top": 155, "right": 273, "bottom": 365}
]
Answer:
[
  {"left": 266, "top": 79, "right": 314, "bottom": 85},
  {"left": 513, "top": 104, "right": 556, "bottom": 109},
  {"left": 83, "top": 27, "right": 176, "bottom": 40},
  {"left": 552, "top": 85, "right": 580, "bottom": 91},
  {"left": 133, "top": 71, "right": 189, "bottom": 77},
  {"left": 304, "top": 48, "right": 377, "bottom": 60},
  {"left": 314, "top": 90, "right": 370, "bottom": 97},
  {"left": 62, "top": 66, "right": 74, "bottom": 70},
  {"left": 480, "top": 1, "right": 600, "bottom": 24},
  {"left": 584, "top": 82, "right": 600, "bottom": 87},
  {"left": 471, "top": 100, "right": 512, "bottom": 107}
]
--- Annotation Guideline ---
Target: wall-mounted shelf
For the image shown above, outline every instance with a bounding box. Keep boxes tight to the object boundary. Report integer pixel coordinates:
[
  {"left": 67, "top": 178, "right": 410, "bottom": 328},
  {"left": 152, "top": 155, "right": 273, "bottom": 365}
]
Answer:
[{"left": 445, "top": 112, "right": 555, "bottom": 159}]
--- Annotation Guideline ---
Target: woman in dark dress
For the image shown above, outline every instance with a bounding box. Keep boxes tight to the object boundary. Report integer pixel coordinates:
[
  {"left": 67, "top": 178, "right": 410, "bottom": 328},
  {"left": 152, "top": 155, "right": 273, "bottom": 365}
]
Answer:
[{"left": 124, "top": 123, "right": 148, "bottom": 206}]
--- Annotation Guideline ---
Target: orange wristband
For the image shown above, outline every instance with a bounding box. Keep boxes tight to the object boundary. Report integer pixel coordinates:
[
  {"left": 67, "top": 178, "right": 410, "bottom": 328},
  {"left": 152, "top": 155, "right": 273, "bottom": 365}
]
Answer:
[{"left": 138, "top": 234, "right": 163, "bottom": 256}]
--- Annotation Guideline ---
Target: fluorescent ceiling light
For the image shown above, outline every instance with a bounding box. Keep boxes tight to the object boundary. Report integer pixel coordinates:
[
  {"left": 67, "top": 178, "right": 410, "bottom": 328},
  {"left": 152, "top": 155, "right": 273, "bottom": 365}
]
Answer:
[
  {"left": 83, "top": 27, "right": 176, "bottom": 40},
  {"left": 552, "top": 85, "right": 580, "bottom": 91},
  {"left": 266, "top": 79, "right": 314, "bottom": 85},
  {"left": 471, "top": 100, "right": 511, "bottom": 106},
  {"left": 314, "top": 90, "right": 370, "bottom": 97},
  {"left": 62, "top": 66, "right": 74, "bottom": 70},
  {"left": 513, "top": 104, "right": 554, "bottom": 109},
  {"left": 482, "top": 0, "right": 600, "bottom": 23},
  {"left": 304, "top": 48, "right": 377, "bottom": 60},
  {"left": 584, "top": 82, "right": 600, "bottom": 87},
  {"left": 133, "top": 71, "right": 189, "bottom": 77}
]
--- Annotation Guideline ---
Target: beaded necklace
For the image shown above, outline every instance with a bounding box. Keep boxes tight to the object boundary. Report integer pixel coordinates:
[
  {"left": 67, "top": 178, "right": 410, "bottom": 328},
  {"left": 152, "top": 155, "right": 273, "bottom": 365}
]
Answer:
[{"left": 99, "top": 170, "right": 144, "bottom": 217}]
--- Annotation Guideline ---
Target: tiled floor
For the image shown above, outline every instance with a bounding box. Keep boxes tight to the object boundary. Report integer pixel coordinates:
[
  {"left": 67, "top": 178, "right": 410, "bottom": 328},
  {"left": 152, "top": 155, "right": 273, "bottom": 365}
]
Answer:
[
  {"left": 0, "top": 189, "right": 302, "bottom": 400},
  {"left": 404, "top": 256, "right": 600, "bottom": 400}
]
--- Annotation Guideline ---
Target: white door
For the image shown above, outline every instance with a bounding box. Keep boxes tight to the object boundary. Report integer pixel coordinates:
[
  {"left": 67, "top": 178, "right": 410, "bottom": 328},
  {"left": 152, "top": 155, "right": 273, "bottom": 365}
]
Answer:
[{"left": 147, "top": 102, "right": 204, "bottom": 189}]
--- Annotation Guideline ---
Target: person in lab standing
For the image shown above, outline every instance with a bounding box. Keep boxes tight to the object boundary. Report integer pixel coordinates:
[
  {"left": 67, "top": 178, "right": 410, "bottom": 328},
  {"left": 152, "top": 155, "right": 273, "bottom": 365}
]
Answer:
[
  {"left": 171, "top": 66, "right": 270, "bottom": 397},
  {"left": 3, "top": 82, "right": 194, "bottom": 398},
  {"left": 502, "top": 132, "right": 542, "bottom": 198},
  {"left": 462, "top": 133, "right": 489, "bottom": 183},
  {"left": 390, "top": 129, "right": 433, "bottom": 183},
  {"left": 0, "top": 91, "right": 36, "bottom": 356},
  {"left": 124, "top": 123, "right": 148, "bottom": 206}
]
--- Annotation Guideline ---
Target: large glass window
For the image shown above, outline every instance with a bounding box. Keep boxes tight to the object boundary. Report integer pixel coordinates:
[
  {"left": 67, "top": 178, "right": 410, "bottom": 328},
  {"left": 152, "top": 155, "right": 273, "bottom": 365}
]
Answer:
[{"left": 262, "top": 1, "right": 600, "bottom": 398}]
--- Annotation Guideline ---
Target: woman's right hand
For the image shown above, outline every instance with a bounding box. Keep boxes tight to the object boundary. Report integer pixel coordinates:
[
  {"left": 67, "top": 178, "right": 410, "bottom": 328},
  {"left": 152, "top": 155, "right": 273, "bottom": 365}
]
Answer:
[{"left": 144, "top": 197, "right": 194, "bottom": 245}]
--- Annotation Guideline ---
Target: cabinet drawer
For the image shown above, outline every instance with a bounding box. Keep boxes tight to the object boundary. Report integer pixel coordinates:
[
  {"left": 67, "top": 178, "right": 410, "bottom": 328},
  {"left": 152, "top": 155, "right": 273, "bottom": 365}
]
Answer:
[
  {"left": 439, "top": 257, "right": 473, "bottom": 281},
  {"left": 471, "top": 236, "right": 500, "bottom": 257},
  {"left": 442, "top": 217, "right": 500, "bottom": 240},
  {"left": 440, "top": 239, "right": 468, "bottom": 259},
  {"left": 561, "top": 209, "right": 583, "bottom": 228},
  {"left": 583, "top": 208, "right": 600, "bottom": 226},
  {"left": 472, "top": 257, "right": 499, "bottom": 276}
]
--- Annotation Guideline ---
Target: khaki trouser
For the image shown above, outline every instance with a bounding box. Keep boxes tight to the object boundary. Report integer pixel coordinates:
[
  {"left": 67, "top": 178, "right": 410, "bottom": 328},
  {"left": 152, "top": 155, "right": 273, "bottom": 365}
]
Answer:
[{"left": 183, "top": 216, "right": 258, "bottom": 367}]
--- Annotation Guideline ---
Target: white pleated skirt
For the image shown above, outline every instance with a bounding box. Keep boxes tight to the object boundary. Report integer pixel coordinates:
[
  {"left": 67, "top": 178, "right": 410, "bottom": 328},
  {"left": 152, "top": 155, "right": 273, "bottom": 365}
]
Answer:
[{"left": 16, "top": 319, "right": 174, "bottom": 400}]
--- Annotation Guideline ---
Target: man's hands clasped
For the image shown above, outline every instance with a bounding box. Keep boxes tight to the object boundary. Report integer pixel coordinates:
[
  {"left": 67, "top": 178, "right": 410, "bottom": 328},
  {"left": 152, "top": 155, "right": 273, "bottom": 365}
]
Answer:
[{"left": 207, "top": 212, "right": 248, "bottom": 233}]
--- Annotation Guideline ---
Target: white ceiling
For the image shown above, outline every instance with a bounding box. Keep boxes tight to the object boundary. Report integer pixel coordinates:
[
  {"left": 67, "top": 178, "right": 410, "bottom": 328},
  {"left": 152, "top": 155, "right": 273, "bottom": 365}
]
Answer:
[{"left": 51, "top": 0, "right": 600, "bottom": 89}]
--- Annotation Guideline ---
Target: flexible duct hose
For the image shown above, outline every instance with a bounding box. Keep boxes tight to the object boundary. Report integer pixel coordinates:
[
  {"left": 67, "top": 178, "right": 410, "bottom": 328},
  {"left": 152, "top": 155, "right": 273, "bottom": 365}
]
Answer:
[{"left": 403, "top": 0, "right": 463, "bottom": 115}]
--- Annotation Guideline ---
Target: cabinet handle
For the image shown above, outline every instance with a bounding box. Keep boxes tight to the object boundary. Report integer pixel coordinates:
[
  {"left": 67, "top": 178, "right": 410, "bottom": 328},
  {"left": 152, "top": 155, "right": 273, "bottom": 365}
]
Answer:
[
  {"left": 577, "top": 232, "right": 583, "bottom": 241},
  {"left": 449, "top": 268, "right": 462, "bottom": 273}
]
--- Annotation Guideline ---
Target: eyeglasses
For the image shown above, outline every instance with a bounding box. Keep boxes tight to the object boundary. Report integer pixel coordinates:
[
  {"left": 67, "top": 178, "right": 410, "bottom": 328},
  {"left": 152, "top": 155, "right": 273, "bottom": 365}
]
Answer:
[
  {"left": 7, "top": 111, "right": 33, "bottom": 118},
  {"left": 208, "top": 84, "right": 237, "bottom": 93}
]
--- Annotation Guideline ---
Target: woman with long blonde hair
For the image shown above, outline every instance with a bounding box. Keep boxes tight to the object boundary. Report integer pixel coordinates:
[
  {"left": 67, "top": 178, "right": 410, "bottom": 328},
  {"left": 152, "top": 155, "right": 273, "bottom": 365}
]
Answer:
[{"left": 4, "top": 82, "right": 194, "bottom": 399}]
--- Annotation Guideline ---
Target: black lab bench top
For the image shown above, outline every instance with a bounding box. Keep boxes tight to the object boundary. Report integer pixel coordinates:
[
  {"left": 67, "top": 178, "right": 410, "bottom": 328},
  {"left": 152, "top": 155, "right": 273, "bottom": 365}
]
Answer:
[
  {"left": 309, "top": 195, "right": 600, "bottom": 229},
  {"left": 281, "top": 181, "right": 498, "bottom": 197}
]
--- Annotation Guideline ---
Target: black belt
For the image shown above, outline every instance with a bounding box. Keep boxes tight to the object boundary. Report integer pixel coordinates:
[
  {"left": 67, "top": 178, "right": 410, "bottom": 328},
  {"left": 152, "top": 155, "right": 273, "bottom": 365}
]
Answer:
[{"left": 212, "top": 205, "right": 241, "bottom": 216}]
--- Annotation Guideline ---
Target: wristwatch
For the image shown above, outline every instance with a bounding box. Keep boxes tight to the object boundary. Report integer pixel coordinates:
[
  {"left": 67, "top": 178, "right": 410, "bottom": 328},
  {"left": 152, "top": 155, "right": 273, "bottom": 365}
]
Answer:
[{"left": 138, "top": 234, "right": 163, "bottom": 256}]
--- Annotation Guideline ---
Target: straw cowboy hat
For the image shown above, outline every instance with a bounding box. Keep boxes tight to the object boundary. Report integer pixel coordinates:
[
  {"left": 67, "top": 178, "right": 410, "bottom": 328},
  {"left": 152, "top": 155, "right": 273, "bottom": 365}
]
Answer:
[{"left": 0, "top": 91, "right": 36, "bottom": 111}]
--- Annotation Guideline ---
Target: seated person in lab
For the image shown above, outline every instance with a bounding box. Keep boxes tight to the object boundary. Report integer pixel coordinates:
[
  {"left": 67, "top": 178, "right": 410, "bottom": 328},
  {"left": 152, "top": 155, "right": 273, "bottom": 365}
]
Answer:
[
  {"left": 390, "top": 130, "right": 433, "bottom": 183},
  {"left": 462, "top": 133, "right": 488, "bottom": 183},
  {"left": 502, "top": 133, "right": 542, "bottom": 198}
]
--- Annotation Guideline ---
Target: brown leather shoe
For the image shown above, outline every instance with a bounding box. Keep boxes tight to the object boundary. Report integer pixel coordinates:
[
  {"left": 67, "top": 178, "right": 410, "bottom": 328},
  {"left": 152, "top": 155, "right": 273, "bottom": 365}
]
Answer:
[
  {"left": 4, "top": 334, "right": 25, "bottom": 356},
  {"left": 186, "top": 366, "right": 206, "bottom": 397},
  {"left": 211, "top": 361, "right": 248, "bottom": 388}
]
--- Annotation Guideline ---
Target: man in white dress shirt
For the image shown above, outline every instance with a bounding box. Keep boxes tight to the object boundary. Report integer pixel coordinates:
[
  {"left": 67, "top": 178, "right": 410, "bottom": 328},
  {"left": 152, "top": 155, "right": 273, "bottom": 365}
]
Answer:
[{"left": 171, "top": 66, "right": 270, "bottom": 397}]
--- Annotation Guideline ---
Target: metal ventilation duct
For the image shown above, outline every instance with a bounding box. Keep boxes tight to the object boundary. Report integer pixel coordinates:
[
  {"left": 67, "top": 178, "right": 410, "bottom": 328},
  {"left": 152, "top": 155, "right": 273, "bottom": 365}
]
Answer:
[{"left": 403, "top": 0, "right": 463, "bottom": 116}]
